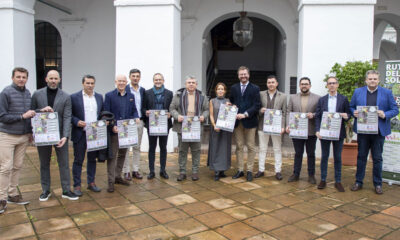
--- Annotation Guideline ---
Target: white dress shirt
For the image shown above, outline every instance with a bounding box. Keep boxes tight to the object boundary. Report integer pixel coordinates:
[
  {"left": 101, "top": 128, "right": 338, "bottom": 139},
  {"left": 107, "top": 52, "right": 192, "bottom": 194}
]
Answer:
[
  {"left": 83, "top": 91, "right": 98, "bottom": 123},
  {"left": 130, "top": 85, "right": 142, "bottom": 118},
  {"left": 328, "top": 93, "right": 337, "bottom": 113}
]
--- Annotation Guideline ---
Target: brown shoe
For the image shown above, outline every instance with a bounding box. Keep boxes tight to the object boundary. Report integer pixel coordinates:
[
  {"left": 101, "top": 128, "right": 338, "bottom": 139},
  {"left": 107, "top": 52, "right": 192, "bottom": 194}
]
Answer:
[
  {"left": 0, "top": 200, "right": 7, "bottom": 214},
  {"left": 317, "top": 181, "right": 326, "bottom": 189},
  {"left": 375, "top": 185, "right": 383, "bottom": 195},
  {"left": 350, "top": 182, "right": 362, "bottom": 191},
  {"left": 287, "top": 174, "right": 299, "bottom": 182},
  {"left": 254, "top": 171, "right": 264, "bottom": 178},
  {"left": 124, "top": 172, "right": 132, "bottom": 181},
  {"left": 177, "top": 173, "right": 187, "bottom": 181},
  {"left": 107, "top": 183, "right": 114, "bottom": 193},
  {"left": 115, "top": 177, "right": 130, "bottom": 186},
  {"left": 132, "top": 171, "right": 143, "bottom": 179},
  {"left": 7, "top": 195, "right": 29, "bottom": 205},
  {"left": 192, "top": 173, "right": 199, "bottom": 181},
  {"left": 335, "top": 182, "right": 345, "bottom": 192},
  {"left": 275, "top": 172, "right": 283, "bottom": 180}
]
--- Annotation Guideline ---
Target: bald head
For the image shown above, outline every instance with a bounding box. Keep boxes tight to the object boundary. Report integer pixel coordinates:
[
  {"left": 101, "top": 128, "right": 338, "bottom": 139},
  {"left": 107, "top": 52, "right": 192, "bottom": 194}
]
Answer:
[
  {"left": 115, "top": 74, "right": 127, "bottom": 93},
  {"left": 46, "top": 70, "right": 61, "bottom": 89}
]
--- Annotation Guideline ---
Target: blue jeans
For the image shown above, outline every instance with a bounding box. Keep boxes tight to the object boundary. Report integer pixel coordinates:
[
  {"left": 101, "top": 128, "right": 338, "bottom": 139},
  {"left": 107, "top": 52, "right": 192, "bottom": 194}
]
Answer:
[
  {"left": 320, "top": 138, "right": 344, "bottom": 182},
  {"left": 72, "top": 135, "right": 98, "bottom": 187},
  {"left": 356, "top": 134, "right": 385, "bottom": 187},
  {"left": 292, "top": 136, "right": 317, "bottom": 176}
]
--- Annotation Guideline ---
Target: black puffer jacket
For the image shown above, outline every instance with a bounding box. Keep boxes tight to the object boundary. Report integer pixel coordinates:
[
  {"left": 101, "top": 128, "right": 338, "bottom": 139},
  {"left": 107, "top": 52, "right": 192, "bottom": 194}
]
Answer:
[{"left": 97, "top": 111, "right": 115, "bottom": 162}]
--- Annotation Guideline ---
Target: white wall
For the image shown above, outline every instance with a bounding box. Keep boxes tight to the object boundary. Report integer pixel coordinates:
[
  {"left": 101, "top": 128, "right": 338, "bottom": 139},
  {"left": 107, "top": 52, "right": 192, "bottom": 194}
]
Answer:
[{"left": 34, "top": 0, "right": 116, "bottom": 95}]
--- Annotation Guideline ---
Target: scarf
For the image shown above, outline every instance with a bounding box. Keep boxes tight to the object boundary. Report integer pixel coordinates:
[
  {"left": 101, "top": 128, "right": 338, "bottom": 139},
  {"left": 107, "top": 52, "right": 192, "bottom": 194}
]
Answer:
[{"left": 180, "top": 89, "right": 202, "bottom": 116}]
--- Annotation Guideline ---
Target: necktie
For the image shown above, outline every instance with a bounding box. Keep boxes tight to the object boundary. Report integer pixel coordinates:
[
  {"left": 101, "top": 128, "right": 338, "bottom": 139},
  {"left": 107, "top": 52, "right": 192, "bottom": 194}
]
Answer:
[{"left": 241, "top": 85, "right": 246, "bottom": 95}]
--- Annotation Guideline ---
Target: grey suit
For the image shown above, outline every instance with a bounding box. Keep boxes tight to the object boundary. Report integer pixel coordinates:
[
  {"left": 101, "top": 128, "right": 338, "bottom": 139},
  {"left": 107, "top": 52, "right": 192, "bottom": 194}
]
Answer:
[{"left": 31, "top": 87, "right": 72, "bottom": 193}]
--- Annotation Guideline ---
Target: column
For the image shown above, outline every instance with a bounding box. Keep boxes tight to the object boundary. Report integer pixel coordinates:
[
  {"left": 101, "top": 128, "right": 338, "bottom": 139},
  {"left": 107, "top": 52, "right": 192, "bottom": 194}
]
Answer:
[
  {"left": 0, "top": 0, "right": 36, "bottom": 91},
  {"left": 297, "top": 0, "right": 377, "bottom": 95}
]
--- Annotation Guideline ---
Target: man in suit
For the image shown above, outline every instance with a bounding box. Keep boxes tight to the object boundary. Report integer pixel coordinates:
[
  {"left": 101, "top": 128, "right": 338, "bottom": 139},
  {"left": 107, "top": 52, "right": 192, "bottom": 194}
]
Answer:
[
  {"left": 123, "top": 69, "right": 145, "bottom": 181},
  {"left": 315, "top": 76, "right": 351, "bottom": 192},
  {"left": 143, "top": 73, "right": 173, "bottom": 179},
  {"left": 350, "top": 70, "right": 398, "bottom": 194},
  {"left": 229, "top": 66, "right": 261, "bottom": 181},
  {"left": 170, "top": 76, "right": 209, "bottom": 181},
  {"left": 286, "top": 77, "right": 320, "bottom": 184},
  {"left": 31, "top": 70, "right": 78, "bottom": 201},
  {"left": 104, "top": 74, "right": 139, "bottom": 192},
  {"left": 70, "top": 75, "right": 103, "bottom": 196},
  {"left": 255, "top": 75, "right": 287, "bottom": 180}
]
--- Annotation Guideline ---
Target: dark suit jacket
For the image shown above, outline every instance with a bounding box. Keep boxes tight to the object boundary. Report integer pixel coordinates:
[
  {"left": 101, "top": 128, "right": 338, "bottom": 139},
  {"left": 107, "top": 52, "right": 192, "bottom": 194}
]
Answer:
[
  {"left": 70, "top": 91, "right": 104, "bottom": 143},
  {"left": 229, "top": 82, "right": 261, "bottom": 129},
  {"left": 142, "top": 88, "right": 173, "bottom": 130},
  {"left": 315, "top": 93, "right": 350, "bottom": 139},
  {"left": 125, "top": 85, "right": 145, "bottom": 120},
  {"left": 350, "top": 86, "right": 399, "bottom": 136},
  {"left": 104, "top": 89, "right": 138, "bottom": 128}
]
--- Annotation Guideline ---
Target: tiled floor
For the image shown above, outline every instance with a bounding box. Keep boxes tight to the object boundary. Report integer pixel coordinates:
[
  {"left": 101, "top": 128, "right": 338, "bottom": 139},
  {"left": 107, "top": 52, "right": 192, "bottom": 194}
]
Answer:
[{"left": 0, "top": 146, "right": 399, "bottom": 240}]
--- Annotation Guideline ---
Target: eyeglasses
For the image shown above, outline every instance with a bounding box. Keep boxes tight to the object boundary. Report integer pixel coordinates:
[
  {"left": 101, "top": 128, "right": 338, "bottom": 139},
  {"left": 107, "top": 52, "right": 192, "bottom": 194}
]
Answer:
[
  {"left": 300, "top": 83, "right": 310, "bottom": 86},
  {"left": 327, "top": 82, "right": 337, "bottom": 85}
]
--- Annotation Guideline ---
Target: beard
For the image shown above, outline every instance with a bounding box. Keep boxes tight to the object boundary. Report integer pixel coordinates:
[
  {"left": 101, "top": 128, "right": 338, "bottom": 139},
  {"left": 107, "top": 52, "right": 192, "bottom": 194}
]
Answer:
[{"left": 300, "top": 88, "right": 309, "bottom": 94}]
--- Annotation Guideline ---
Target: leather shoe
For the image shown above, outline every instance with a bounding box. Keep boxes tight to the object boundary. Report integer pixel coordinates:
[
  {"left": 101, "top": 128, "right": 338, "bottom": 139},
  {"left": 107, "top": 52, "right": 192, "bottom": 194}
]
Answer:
[
  {"left": 88, "top": 183, "right": 101, "bottom": 192},
  {"left": 350, "top": 182, "right": 362, "bottom": 191},
  {"left": 160, "top": 171, "right": 169, "bottom": 179},
  {"left": 115, "top": 177, "right": 130, "bottom": 186},
  {"left": 73, "top": 186, "right": 82, "bottom": 197},
  {"left": 287, "top": 174, "right": 299, "bottom": 182},
  {"left": 317, "top": 181, "right": 326, "bottom": 189},
  {"left": 275, "top": 172, "right": 283, "bottom": 180},
  {"left": 107, "top": 183, "right": 114, "bottom": 193},
  {"left": 147, "top": 172, "right": 155, "bottom": 180},
  {"left": 219, "top": 171, "right": 227, "bottom": 178},
  {"left": 254, "top": 171, "right": 264, "bottom": 178},
  {"left": 246, "top": 171, "right": 253, "bottom": 182},
  {"left": 132, "top": 171, "right": 143, "bottom": 179},
  {"left": 192, "top": 173, "right": 199, "bottom": 181},
  {"left": 308, "top": 175, "right": 317, "bottom": 184},
  {"left": 375, "top": 185, "right": 383, "bottom": 195},
  {"left": 124, "top": 172, "right": 132, "bottom": 181},
  {"left": 214, "top": 172, "right": 220, "bottom": 181},
  {"left": 177, "top": 173, "right": 187, "bottom": 181},
  {"left": 232, "top": 171, "right": 244, "bottom": 179},
  {"left": 334, "top": 182, "right": 345, "bottom": 192}
]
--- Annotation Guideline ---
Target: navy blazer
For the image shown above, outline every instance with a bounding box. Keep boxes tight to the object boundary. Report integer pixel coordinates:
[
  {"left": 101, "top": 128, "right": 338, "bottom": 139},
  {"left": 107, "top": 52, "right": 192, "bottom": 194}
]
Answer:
[
  {"left": 125, "top": 85, "right": 146, "bottom": 120},
  {"left": 315, "top": 93, "right": 350, "bottom": 139},
  {"left": 104, "top": 89, "right": 139, "bottom": 124},
  {"left": 142, "top": 88, "right": 173, "bottom": 130},
  {"left": 70, "top": 91, "right": 104, "bottom": 143},
  {"left": 350, "top": 86, "right": 399, "bottom": 136},
  {"left": 229, "top": 82, "right": 261, "bottom": 128}
]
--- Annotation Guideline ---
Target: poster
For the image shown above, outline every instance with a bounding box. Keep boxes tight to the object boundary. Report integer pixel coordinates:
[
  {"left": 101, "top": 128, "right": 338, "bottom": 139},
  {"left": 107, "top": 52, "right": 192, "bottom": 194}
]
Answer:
[
  {"left": 383, "top": 60, "right": 400, "bottom": 185},
  {"left": 262, "top": 109, "right": 282, "bottom": 135},
  {"left": 182, "top": 116, "right": 201, "bottom": 142},
  {"left": 319, "top": 112, "right": 342, "bottom": 140},
  {"left": 149, "top": 110, "right": 168, "bottom": 136},
  {"left": 288, "top": 112, "right": 308, "bottom": 139},
  {"left": 86, "top": 120, "right": 107, "bottom": 152},
  {"left": 356, "top": 106, "right": 378, "bottom": 134},
  {"left": 117, "top": 119, "right": 138, "bottom": 148},
  {"left": 215, "top": 104, "right": 238, "bottom": 132},
  {"left": 31, "top": 112, "right": 60, "bottom": 146}
]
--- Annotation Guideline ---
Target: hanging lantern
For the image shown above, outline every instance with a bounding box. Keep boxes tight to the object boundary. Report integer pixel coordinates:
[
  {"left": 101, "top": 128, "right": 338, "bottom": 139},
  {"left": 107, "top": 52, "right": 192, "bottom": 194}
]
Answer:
[{"left": 233, "top": 11, "right": 253, "bottom": 47}]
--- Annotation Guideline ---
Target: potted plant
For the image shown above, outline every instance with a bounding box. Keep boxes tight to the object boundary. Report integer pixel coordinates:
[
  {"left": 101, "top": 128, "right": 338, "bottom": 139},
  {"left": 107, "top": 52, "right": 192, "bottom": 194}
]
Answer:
[{"left": 324, "top": 61, "right": 378, "bottom": 166}]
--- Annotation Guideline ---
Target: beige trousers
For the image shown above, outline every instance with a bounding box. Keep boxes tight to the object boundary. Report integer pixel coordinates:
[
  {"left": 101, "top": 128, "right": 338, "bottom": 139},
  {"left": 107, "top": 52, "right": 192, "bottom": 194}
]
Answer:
[{"left": 233, "top": 123, "right": 257, "bottom": 172}]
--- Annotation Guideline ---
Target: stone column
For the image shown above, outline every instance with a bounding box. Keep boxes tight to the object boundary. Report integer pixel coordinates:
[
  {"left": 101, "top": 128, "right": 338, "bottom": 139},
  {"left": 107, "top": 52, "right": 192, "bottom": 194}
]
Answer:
[
  {"left": 297, "top": 0, "right": 377, "bottom": 95},
  {"left": 114, "top": 0, "right": 182, "bottom": 152},
  {"left": 0, "top": 0, "right": 36, "bottom": 91}
]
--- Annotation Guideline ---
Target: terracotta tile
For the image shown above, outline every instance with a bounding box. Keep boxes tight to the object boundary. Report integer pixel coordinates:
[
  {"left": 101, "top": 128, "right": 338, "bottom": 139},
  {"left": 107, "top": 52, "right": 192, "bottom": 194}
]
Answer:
[
  {"left": 216, "top": 222, "right": 261, "bottom": 240},
  {"left": 227, "top": 191, "right": 262, "bottom": 204},
  {"left": 164, "top": 193, "right": 198, "bottom": 206},
  {"left": 124, "top": 191, "right": 158, "bottom": 203},
  {"left": 129, "top": 225, "right": 174, "bottom": 240},
  {"left": 290, "top": 202, "right": 329, "bottom": 216},
  {"left": 64, "top": 201, "right": 100, "bottom": 215},
  {"left": 165, "top": 218, "right": 208, "bottom": 237},
  {"left": 3, "top": 203, "right": 26, "bottom": 213},
  {"left": 176, "top": 183, "right": 207, "bottom": 193},
  {"left": 234, "top": 182, "right": 262, "bottom": 191},
  {"left": 195, "top": 211, "right": 236, "bottom": 228},
  {"left": 291, "top": 190, "right": 323, "bottom": 201},
  {"left": 212, "top": 186, "right": 244, "bottom": 195},
  {"left": 354, "top": 198, "right": 392, "bottom": 211},
  {"left": 72, "top": 210, "right": 110, "bottom": 226},
  {"left": 29, "top": 206, "right": 66, "bottom": 221},
  {"left": 96, "top": 232, "right": 131, "bottom": 240},
  {"left": 268, "top": 208, "right": 308, "bottom": 223},
  {"left": 247, "top": 199, "right": 283, "bottom": 213},
  {"left": 246, "top": 233, "right": 277, "bottom": 240},
  {"left": 223, "top": 206, "right": 260, "bottom": 220},
  {"left": 323, "top": 228, "right": 368, "bottom": 240},
  {"left": 0, "top": 211, "right": 29, "bottom": 227},
  {"left": 95, "top": 196, "right": 130, "bottom": 208},
  {"left": 295, "top": 217, "right": 337, "bottom": 236},
  {"left": 219, "top": 177, "right": 246, "bottom": 184},
  {"left": 269, "top": 225, "right": 317, "bottom": 240},
  {"left": 366, "top": 213, "right": 400, "bottom": 229},
  {"left": 105, "top": 204, "right": 143, "bottom": 218},
  {"left": 150, "top": 187, "right": 182, "bottom": 198},
  {"left": 346, "top": 219, "right": 392, "bottom": 239},
  {"left": 250, "top": 188, "right": 283, "bottom": 198},
  {"left": 382, "top": 206, "right": 400, "bottom": 218},
  {"left": 206, "top": 198, "right": 237, "bottom": 210},
  {"left": 80, "top": 219, "right": 124, "bottom": 239},
  {"left": 244, "top": 214, "right": 285, "bottom": 232},
  {"left": 39, "top": 228, "right": 85, "bottom": 240},
  {"left": 269, "top": 193, "right": 304, "bottom": 206},
  {"left": 26, "top": 198, "right": 60, "bottom": 210},
  {"left": 190, "top": 190, "right": 222, "bottom": 201},
  {"left": 326, "top": 191, "right": 365, "bottom": 203},
  {"left": 381, "top": 229, "right": 400, "bottom": 240},
  {"left": 189, "top": 230, "right": 228, "bottom": 240},
  {"left": 149, "top": 208, "right": 189, "bottom": 224},
  {"left": 0, "top": 223, "right": 35, "bottom": 240},
  {"left": 136, "top": 198, "right": 172, "bottom": 212},
  {"left": 140, "top": 181, "right": 170, "bottom": 191},
  {"left": 315, "top": 210, "right": 355, "bottom": 227},
  {"left": 117, "top": 214, "right": 157, "bottom": 231},
  {"left": 308, "top": 196, "right": 344, "bottom": 209},
  {"left": 178, "top": 201, "right": 216, "bottom": 216},
  {"left": 33, "top": 216, "right": 75, "bottom": 234},
  {"left": 336, "top": 203, "right": 376, "bottom": 218}
]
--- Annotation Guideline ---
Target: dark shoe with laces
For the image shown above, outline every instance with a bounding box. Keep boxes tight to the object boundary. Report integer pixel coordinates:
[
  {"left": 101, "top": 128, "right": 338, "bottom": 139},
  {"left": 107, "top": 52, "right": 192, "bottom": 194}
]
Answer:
[
  {"left": 87, "top": 183, "right": 101, "bottom": 192},
  {"left": 375, "top": 185, "right": 383, "bottom": 195},
  {"left": 192, "top": 173, "right": 199, "bottom": 181},
  {"left": 160, "top": 171, "right": 169, "bottom": 179},
  {"left": 62, "top": 191, "right": 79, "bottom": 200},
  {"left": 350, "top": 182, "right": 362, "bottom": 191},
  {"left": 107, "top": 183, "right": 114, "bottom": 193},
  {"left": 254, "top": 171, "right": 264, "bottom": 178},
  {"left": 246, "top": 171, "right": 253, "bottom": 182},
  {"left": 132, "top": 171, "right": 143, "bottom": 179},
  {"left": 214, "top": 171, "right": 220, "bottom": 181},
  {"left": 7, "top": 195, "right": 29, "bottom": 205},
  {"left": 275, "top": 172, "right": 283, "bottom": 180},
  {"left": 177, "top": 173, "right": 187, "bottom": 181},
  {"left": 334, "top": 182, "right": 345, "bottom": 192},
  {"left": 73, "top": 186, "right": 83, "bottom": 197},
  {"left": 308, "top": 175, "right": 317, "bottom": 184},
  {"left": 124, "top": 172, "right": 132, "bottom": 181},
  {"left": 147, "top": 172, "right": 155, "bottom": 180},
  {"left": 317, "top": 181, "right": 326, "bottom": 189},
  {"left": 287, "top": 174, "right": 299, "bottom": 182},
  {"left": 232, "top": 171, "right": 244, "bottom": 179},
  {"left": 39, "top": 191, "right": 51, "bottom": 202},
  {"left": 0, "top": 200, "right": 7, "bottom": 214},
  {"left": 115, "top": 177, "right": 130, "bottom": 186},
  {"left": 219, "top": 171, "right": 227, "bottom": 178}
]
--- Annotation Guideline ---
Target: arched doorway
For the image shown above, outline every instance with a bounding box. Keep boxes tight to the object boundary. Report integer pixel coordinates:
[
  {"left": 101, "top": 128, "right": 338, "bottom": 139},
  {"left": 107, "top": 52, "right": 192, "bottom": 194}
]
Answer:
[
  {"left": 35, "top": 21, "right": 62, "bottom": 89},
  {"left": 204, "top": 16, "right": 286, "bottom": 97}
]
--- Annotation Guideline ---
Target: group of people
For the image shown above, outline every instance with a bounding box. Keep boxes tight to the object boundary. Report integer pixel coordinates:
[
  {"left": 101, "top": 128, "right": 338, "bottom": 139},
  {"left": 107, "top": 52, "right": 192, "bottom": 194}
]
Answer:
[{"left": 0, "top": 65, "right": 398, "bottom": 215}]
